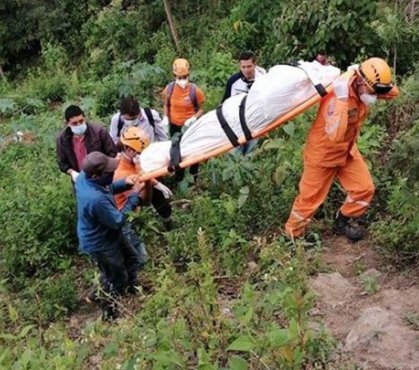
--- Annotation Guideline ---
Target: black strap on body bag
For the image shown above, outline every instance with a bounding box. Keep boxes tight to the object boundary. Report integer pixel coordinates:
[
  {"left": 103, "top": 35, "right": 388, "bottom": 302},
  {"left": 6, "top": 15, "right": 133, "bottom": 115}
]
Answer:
[
  {"left": 168, "top": 133, "right": 182, "bottom": 172},
  {"left": 216, "top": 105, "right": 240, "bottom": 147},
  {"left": 288, "top": 60, "right": 328, "bottom": 98},
  {"left": 239, "top": 95, "right": 252, "bottom": 141}
]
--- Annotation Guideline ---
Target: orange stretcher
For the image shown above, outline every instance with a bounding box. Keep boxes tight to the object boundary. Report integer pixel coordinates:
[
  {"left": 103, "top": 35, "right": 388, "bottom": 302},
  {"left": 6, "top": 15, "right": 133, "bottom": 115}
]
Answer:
[{"left": 138, "top": 70, "right": 354, "bottom": 182}]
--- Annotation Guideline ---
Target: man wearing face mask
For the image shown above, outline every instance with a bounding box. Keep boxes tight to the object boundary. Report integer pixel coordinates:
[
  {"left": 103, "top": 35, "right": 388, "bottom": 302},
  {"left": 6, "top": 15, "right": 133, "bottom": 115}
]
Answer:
[
  {"left": 110, "top": 97, "right": 174, "bottom": 230},
  {"left": 162, "top": 58, "right": 205, "bottom": 182},
  {"left": 113, "top": 127, "right": 173, "bottom": 284},
  {"left": 285, "top": 57, "right": 399, "bottom": 241},
  {"left": 109, "top": 95, "right": 167, "bottom": 144},
  {"left": 56, "top": 105, "right": 117, "bottom": 185}
]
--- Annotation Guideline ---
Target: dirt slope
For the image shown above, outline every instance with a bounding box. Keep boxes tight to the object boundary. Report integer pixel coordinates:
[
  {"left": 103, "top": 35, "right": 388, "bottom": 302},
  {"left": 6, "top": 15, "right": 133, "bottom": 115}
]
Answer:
[{"left": 310, "top": 237, "right": 419, "bottom": 370}]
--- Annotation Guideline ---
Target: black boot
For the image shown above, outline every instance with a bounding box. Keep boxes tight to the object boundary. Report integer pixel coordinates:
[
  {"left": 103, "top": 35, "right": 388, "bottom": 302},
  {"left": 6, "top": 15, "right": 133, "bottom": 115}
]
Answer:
[
  {"left": 162, "top": 217, "right": 174, "bottom": 231},
  {"left": 334, "top": 212, "right": 364, "bottom": 241}
]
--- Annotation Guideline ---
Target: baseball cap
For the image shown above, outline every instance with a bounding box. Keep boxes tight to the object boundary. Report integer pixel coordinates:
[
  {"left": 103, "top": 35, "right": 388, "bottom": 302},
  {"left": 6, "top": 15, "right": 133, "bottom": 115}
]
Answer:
[{"left": 82, "top": 152, "right": 120, "bottom": 178}]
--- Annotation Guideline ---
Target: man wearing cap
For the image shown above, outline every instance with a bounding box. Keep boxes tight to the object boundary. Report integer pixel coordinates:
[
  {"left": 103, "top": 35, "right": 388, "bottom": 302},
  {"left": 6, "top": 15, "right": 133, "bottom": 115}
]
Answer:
[{"left": 75, "top": 151, "right": 151, "bottom": 320}]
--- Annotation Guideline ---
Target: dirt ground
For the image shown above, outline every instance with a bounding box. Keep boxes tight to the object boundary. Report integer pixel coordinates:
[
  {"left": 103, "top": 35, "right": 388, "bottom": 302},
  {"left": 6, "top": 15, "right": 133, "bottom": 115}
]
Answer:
[{"left": 310, "top": 236, "right": 419, "bottom": 370}]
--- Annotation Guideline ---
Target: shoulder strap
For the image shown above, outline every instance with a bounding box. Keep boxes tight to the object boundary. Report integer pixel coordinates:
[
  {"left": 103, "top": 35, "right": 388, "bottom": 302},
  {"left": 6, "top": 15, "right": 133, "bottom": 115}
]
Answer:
[
  {"left": 166, "top": 81, "right": 176, "bottom": 108},
  {"left": 143, "top": 107, "right": 155, "bottom": 130},
  {"left": 117, "top": 113, "right": 124, "bottom": 137},
  {"left": 189, "top": 83, "right": 199, "bottom": 112},
  {"left": 216, "top": 104, "right": 240, "bottom": 147}
]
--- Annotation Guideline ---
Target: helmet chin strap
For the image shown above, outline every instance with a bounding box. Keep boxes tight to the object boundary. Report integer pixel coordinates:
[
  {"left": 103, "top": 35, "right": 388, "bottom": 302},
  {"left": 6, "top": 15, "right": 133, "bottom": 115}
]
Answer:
[{"left": 121, "top": 149, "right": 136, "bottom": 163}]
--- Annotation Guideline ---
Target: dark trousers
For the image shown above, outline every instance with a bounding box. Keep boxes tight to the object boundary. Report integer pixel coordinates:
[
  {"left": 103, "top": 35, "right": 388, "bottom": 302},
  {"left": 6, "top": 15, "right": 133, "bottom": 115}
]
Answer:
[
  {"left": 90, "top": 228, "right": 144, "bottom": 298},
  {"left": 152, "top": 187, "right": 172, "bottom": 219},
  {"left": 169, "top": 123, "right": 199, "bottom": 183},
  {"left": 120, "top": 223, "right": 147, "bottom": 282}
]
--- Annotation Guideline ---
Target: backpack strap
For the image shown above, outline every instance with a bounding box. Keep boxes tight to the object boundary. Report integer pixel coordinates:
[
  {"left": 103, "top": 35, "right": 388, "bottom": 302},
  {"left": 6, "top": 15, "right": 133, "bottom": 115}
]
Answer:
[
  {"left": 166, "top": 81, "right": 176, "bottom": 121},
  {"left": 216, "top": 104, "right": 240, "bottom": 147},
  {"left": 189, "top": 83, "right": 199, "bottom": 113},
  {"left": 239, "top": 95, "right": 252, "bottom": 141},
  {"left": 143, "top": 107, "right": 155, "bottom": 131},
  {"left": 117, "top": 113, "right": 124, "bottom": 137}
]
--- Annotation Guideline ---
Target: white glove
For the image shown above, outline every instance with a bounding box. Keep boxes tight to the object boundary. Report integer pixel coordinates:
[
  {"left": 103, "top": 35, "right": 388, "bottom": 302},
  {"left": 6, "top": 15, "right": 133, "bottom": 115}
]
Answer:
[
  {"left": 333, "top": 78, "right": 349, "bottom": 100},
  {"left": 184, "top": 116, "right": 197, "bottom": 128},
  {"left": 70, "top": 170, "right": 79, "bottom": 182},
  {"left": 154, "top": 182, "right": 173, "bottom": 199},
  {"left": 161, "top": 116, "right": 169, "bottom": 127}
]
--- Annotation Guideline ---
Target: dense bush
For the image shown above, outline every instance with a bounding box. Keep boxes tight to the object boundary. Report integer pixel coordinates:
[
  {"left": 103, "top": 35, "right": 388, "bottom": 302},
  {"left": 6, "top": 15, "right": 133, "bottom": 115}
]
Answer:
[{"left": 0, "top": 115, "right": 77, "bottom": 283}]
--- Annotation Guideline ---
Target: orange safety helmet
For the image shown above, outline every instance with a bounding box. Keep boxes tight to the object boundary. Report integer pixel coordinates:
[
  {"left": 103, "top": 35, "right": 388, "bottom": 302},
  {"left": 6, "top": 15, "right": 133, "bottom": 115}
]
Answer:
[
  {"left": 120, "top": 127, "right": 150, "bottom": 153},
  {"left": 359, "top": 57, "right": 393, "bottom": 94},
  {"left": 172, "top": 58, "right": 190, "bottom": 76}
]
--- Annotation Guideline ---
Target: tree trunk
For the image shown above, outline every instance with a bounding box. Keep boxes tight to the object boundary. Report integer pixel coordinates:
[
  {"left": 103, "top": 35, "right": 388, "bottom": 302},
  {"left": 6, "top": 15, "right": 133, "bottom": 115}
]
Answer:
[{"left": 163, "top": 0, "right": 182, "bottom": 54}]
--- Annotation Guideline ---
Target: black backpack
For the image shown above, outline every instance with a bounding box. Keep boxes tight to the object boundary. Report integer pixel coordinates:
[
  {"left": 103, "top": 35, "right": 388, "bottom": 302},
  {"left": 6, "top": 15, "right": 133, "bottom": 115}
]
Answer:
[{"left": 117, "top": 107, "right": 155, "bottom": 137}]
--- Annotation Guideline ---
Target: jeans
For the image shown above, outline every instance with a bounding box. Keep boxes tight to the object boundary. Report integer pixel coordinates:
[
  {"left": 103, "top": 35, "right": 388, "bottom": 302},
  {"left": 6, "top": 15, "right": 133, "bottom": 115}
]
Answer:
[
  {"left": 235, "top": 138, "right": 258, "bottom": 156},
  {"left": 121, "top": 222, "right": 148, "bottom": 284}
]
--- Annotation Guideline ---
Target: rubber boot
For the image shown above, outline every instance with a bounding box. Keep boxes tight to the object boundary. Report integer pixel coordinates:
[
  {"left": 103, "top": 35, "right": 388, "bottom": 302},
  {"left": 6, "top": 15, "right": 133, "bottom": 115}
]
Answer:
[{"left": 334, "top": 212, "right": 364, "bottom": 241}]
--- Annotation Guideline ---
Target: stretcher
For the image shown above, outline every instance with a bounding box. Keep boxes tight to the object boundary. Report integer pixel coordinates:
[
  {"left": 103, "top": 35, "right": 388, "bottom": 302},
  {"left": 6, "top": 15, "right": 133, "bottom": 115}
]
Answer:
[{"left": 138, "top": 62, "right": 353, "bottom": 182}]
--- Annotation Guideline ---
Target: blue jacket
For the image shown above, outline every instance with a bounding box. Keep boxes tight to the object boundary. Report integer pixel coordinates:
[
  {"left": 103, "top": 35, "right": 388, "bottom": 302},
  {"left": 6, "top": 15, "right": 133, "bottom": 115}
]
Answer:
[{"left": 75, "top": 172, "right": 139, "bottom": 254}]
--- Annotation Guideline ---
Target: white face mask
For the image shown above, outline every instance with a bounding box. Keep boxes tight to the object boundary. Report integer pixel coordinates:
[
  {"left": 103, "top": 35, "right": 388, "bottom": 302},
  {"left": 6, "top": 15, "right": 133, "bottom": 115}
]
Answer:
[
  {"left": 176, "top": 78, "right": 188, "bottom": 89},
  {"left": 70, "top": 122, "right": 87, "bottom": 135},
  {"left": 124, "top": 118, "right": 139, "bottom": 127},
  {"left": 360, "top": 93, "right": 377, "bottom": 106}
]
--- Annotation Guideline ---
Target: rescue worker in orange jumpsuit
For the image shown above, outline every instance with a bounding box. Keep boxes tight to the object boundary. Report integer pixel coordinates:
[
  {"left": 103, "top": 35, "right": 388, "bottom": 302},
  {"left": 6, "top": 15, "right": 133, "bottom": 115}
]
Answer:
[{"left": 285, "top": 58, "right": 399, "bottom": 241}]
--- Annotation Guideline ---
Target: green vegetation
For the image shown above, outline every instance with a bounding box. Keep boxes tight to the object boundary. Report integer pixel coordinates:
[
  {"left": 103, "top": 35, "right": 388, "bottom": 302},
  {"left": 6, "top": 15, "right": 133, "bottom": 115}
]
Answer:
[{"left": 0, "top": 0, "right": 418, "bottom": 368}]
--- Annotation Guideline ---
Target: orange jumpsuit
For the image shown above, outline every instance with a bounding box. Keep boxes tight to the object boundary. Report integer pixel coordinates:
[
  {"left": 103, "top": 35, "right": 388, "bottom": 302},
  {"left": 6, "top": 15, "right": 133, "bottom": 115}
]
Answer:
[{"left": 285, "top": 76, "right": 398, "bottom": 237}]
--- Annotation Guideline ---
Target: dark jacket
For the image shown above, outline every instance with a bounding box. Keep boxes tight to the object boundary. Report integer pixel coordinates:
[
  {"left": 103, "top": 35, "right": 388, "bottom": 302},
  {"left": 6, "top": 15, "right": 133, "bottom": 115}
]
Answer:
[
  {"left": 56, "top": 122, "right": 117, "bottom": 174},
  {"left": 75, "top": 172, "right": 139, "bottom": 254}
]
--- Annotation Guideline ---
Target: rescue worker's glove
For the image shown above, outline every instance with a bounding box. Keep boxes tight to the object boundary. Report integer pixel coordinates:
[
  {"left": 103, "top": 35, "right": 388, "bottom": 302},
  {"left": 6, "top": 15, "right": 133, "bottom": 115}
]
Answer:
[
  {"left": 154, "top": 181, "right": 173, "bottom": 199},
  {"left": 70, "top": 170, "right": 79, "bottom": 183},
  {"left": 333, "top": 78, "right": 349, "bottom": 100},
  {"left": 161, "top": 116, "right": 169, "bottom": 127},
  {"left": 184, "top": 116, "right": 197, "bottom": 128}
]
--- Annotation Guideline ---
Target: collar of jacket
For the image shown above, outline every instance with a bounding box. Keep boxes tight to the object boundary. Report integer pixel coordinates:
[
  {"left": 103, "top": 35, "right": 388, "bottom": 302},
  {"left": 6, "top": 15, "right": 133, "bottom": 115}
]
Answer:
[{"left": 239, "top": 71, "right": 255, "bottom": 84}]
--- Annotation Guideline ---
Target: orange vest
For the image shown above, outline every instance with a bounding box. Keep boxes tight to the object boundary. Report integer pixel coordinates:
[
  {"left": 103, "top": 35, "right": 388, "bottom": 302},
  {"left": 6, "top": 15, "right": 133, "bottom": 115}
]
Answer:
[
  {"left": 113, "top": 157, "right": 138, "bottom": 210},
  {"left": 304, "top": 76, "right": 368, "bottom": 167},
  {"left": 162, "top": 83, "right": 205, "bottom": 126}
]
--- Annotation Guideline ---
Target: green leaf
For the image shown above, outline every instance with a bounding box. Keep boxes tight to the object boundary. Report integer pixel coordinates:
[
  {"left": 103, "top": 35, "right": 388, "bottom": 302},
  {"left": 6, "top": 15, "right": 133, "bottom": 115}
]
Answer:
[
  {"left": 8, "top": 304, "right": 18, "bottom": 323},
  {"left": 228, "top": 356, "right": 249, "bottom": 370},
  {"left": 267, "top": 325, "right": 289, "bottom": 347},
  {"left": 282, "top": 122, "right": 295, "bottom": 138},
  {"left": 104, "top": 341, "right": 118, "bottom": 357},
  {"left": 239, "top": 307, "right": 253, "bottom": 326},
  {"left": 0, "top": 98, "right": 16, "bottom": 114},
  {"left": 227, "top": 334, "right": 255, "bottom": 352},
  {"left": 17, "top": 324, "right": 36, "bottom": 339},
  {"left": 0, "top": 333, "right": 16, "bottom": 341},
  {"left": 238, "top": 186, "right": 250, "bottom": 208}
]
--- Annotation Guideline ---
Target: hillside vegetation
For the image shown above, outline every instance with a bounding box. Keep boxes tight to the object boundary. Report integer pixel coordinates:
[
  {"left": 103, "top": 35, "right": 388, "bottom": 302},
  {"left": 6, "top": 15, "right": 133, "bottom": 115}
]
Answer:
[{"left": 0, "top": 0, "right": 418, "bottom": 368}]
